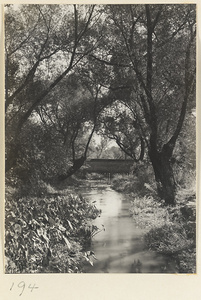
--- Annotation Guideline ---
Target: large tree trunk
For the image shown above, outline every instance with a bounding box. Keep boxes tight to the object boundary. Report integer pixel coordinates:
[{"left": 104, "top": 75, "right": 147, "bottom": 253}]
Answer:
[{"left": 148, "top": 146, "right": 176, "bottom": 205}]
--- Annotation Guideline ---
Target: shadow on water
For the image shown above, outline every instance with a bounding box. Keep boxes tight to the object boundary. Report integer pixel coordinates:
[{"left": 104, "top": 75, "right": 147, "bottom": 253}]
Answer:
[{"left": 77, "top": 181, "right": 177, "bottom": 274}]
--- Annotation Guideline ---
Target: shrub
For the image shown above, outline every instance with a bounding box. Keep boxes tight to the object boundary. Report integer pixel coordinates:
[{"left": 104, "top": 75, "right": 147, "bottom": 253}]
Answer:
[
  {"left": 130, "top": 189, "right": 196, "bottom": 273},
  {"left": 145, "top": 224, "right": 194, "bottom": 254},
  {"left": 86, "top": 173, "right": 106, "bottom": 180},
  {"left": 111, "top": 174, "right": 131, "bottom": 192},
  {"left": 111, "top": 162, "right": 156, "bottom": 196},
  {"left": 144, "top": 223, "right": 196, "bottom": 273}
]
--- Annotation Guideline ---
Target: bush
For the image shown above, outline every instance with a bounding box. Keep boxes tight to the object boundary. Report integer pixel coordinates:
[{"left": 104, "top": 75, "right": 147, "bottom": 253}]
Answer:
[
  {"left": 5, "top": 185, "right": 100, "bottom": 273},
  {"left": 111, "top": 174, "right": 131, "bottom": 192},
  {"left": 145, "top": 224, "right": 194, "bottom": 255},
  {"left": 144, "top": 223, "right": 196, "bottom": 273},
  {"left": 130, "top": 189, "right": 196, "bottom": 273},
  {"left": 111, "top": 162, "right": 156, "bottom": 196},
  {"left": 86, "top": 173, "right": 106, "bottom": 180}
]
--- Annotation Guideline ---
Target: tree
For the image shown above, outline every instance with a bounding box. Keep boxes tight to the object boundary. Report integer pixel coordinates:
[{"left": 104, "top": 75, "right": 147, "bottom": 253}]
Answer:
[
  {"left": 99, "top": 100, "right": 145, "bottom": 161},
  {"left": 5, "top": 4, "right": 103, "bottom": 173},
  {"left": 37, "top": 77, "right": 98, "bottom": 179},
  {"left": 97, "top": 4, "right": 196, "bottom": 204}
]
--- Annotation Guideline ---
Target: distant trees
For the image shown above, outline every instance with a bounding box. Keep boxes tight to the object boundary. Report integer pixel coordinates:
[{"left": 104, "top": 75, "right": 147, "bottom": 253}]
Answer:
[{"left": 99, "top": 101, "right": 145, "bottom": 161}]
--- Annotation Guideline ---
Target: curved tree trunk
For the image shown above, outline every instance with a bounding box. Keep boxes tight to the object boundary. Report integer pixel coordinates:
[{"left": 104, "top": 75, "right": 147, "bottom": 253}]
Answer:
[
  {"left": 58, "top": 155, "right": 86, "bottom": 181},
  {"left": 58, "top": 118, "right": 97, "bottom": 181}
]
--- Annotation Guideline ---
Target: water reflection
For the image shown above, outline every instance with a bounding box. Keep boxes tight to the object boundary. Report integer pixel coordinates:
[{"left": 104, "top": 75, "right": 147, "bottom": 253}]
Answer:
[{"left": 79, "top": 183, "right": 176, "bottom": 273}]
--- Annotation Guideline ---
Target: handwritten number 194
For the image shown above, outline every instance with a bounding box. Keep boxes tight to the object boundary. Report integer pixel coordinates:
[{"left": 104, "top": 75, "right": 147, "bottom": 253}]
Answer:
[{"left": 10, "top": 281, "right": 39, "bottom": 296}]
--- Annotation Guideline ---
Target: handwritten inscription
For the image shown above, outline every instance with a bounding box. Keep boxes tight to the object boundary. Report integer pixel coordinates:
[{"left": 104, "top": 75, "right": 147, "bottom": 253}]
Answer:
[{"left": 10, "top": 281, "right": 39, "bottom": 296}]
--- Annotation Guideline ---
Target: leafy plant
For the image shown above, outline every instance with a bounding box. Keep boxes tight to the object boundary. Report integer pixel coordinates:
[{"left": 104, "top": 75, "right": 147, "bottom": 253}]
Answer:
[{"left": 5, "top": 186, "right": 100, "bottom": 273}]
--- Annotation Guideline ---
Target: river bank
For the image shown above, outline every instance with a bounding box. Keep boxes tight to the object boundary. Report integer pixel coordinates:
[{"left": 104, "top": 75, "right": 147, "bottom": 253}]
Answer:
[{"left": 111, "top": 175, "right": 196, "bottom": 273}]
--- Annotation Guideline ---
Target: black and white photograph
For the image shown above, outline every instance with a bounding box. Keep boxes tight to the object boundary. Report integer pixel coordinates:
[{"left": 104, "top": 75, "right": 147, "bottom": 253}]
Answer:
[{"left": 4, "top": 3, "right": 196, "bottom": 276}]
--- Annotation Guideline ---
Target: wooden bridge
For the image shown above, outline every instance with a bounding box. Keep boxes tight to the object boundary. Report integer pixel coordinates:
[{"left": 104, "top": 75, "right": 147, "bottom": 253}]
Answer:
[{"left": 85, "top": 159, "right": 134, "bottom": 174}]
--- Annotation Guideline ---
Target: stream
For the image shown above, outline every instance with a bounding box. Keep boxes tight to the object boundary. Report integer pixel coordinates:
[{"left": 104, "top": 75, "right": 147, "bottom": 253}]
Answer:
[{"left": 77, "top": 181, "right": 176, "bottom": 273}]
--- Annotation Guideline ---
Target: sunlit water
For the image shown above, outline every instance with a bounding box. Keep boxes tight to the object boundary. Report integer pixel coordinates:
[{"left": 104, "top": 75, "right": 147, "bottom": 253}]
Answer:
[{"left": 77, "top": 182, "right": 176, "bottom": 273}]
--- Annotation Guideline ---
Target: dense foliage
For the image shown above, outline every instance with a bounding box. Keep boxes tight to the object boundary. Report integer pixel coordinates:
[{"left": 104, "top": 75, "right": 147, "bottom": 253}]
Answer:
[
  {"left": 4, "top": 4, "right": 196, "bottom": 274},
  {"left": 5, "top": 4, "right": 196, "bottom": 205},
  {"left": 5, "top": 182, "right": 100, "bottom": 273}
]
